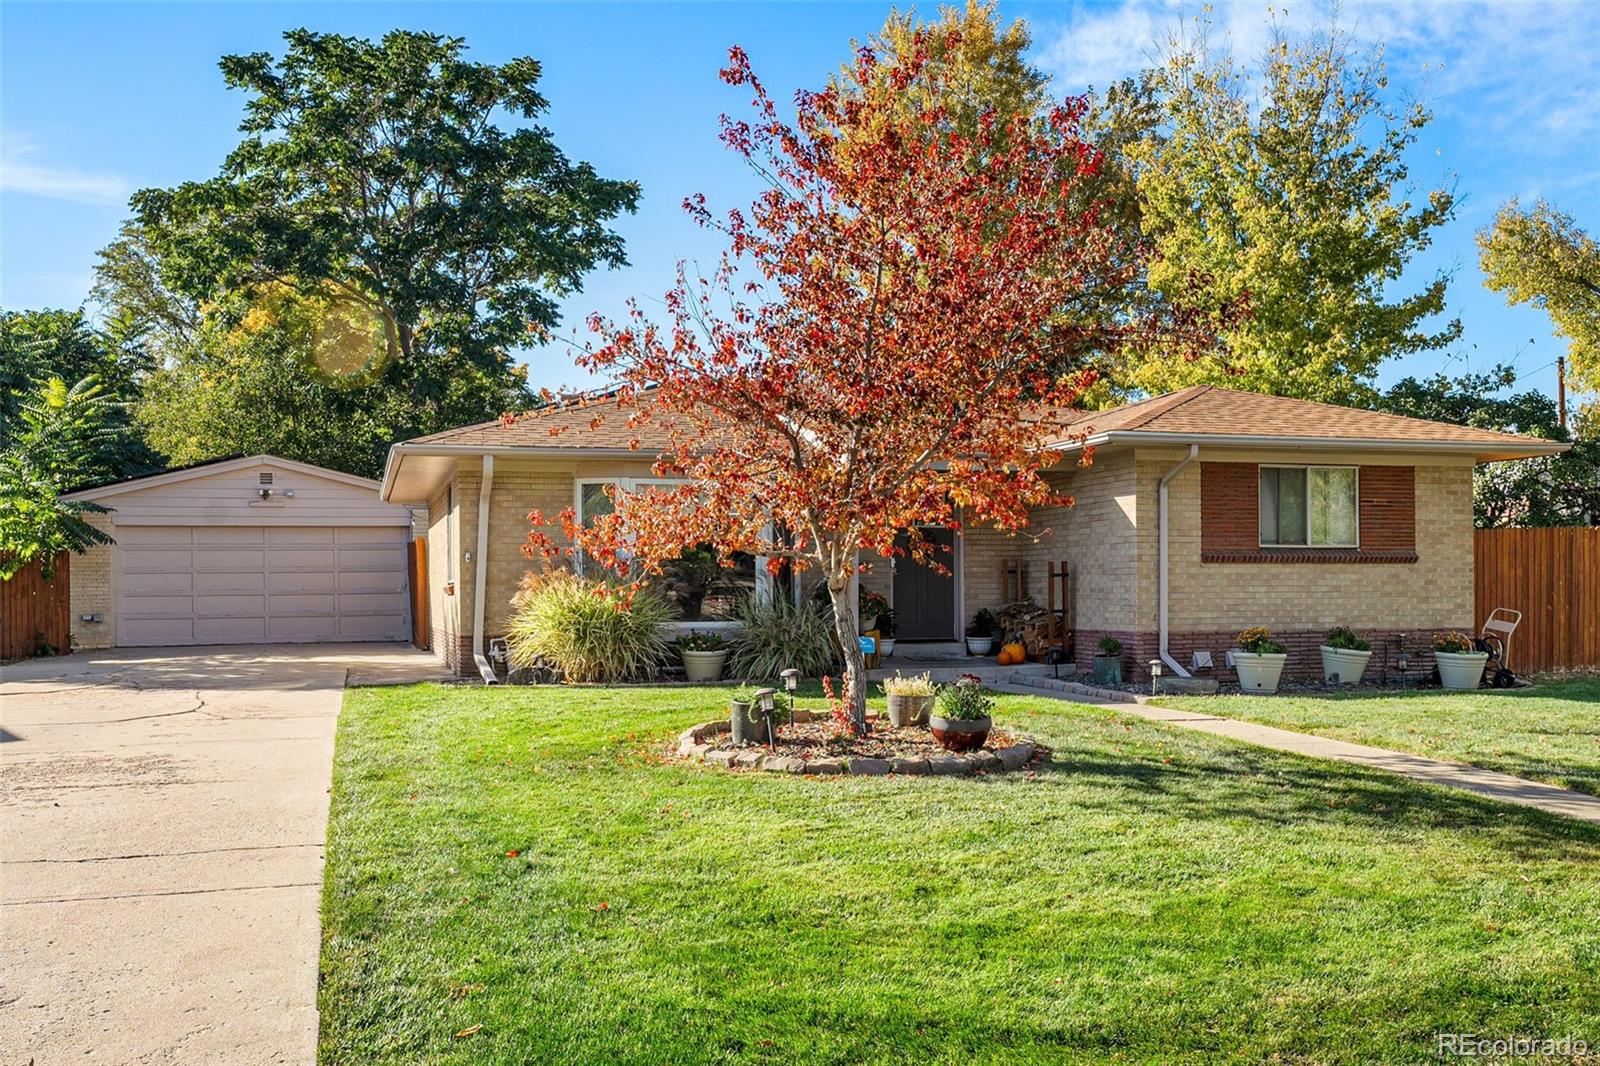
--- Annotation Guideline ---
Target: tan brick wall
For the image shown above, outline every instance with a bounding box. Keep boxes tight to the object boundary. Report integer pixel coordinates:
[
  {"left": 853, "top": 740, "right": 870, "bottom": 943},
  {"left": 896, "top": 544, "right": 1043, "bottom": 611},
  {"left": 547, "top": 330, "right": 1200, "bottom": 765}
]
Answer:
[
  {"left": 426, "top": 482, "right": 461, "bottom": 671},
  {"left": 68, "top": 513, "right": 115, "bottom": 650},
  {"left": 1136, "top": 452, "right": 1474, "bottom": 634}
]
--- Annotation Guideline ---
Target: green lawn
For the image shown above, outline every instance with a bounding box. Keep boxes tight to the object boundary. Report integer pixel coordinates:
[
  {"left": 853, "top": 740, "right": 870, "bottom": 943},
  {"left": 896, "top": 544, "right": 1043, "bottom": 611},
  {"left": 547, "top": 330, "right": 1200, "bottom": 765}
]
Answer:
[
  {"left": 320, "top": 683, "right": 1600, "bottom": 1065},
  {"left": 1155, "top": 674, "right": 1600, "bottom": 798}
]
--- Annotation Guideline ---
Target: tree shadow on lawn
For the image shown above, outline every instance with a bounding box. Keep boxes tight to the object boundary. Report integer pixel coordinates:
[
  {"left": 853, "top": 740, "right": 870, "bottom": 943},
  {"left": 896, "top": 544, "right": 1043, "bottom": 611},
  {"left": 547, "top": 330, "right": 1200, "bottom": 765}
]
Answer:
[{"left": 1021, "top": 740, "right": 1600, "bottom": 858}]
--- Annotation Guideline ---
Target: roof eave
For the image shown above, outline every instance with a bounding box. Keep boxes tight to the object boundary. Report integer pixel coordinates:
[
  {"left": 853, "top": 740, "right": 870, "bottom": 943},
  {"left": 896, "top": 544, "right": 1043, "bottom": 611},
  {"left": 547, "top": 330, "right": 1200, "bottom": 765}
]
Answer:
[
  {"left": 1048, "top": 430, "right": 1572, "bottom": 463},
  {"left": 379, "top": 442, "right": 658, "bottom": 501}
]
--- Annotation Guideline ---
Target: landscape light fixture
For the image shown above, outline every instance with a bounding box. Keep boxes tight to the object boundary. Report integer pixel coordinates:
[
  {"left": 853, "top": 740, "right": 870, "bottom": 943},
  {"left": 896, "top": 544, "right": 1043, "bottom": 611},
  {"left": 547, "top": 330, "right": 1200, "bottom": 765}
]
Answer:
[
  {"left": 780, "top": 669, "right": 800, "bottom": 723},
  {"left": 754, "top": 687, "right": 778, "bottom": 750},
  {"left": 1149, "top": 659, "right": 1163, "bottom": 696}
]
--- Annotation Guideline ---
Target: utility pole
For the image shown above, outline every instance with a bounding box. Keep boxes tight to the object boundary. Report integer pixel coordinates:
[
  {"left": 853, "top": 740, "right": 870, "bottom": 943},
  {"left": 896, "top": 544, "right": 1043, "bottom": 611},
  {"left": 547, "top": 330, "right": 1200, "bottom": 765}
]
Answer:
[{"left": 1557, "top": 356, "right": 1567, "bottom": 432}]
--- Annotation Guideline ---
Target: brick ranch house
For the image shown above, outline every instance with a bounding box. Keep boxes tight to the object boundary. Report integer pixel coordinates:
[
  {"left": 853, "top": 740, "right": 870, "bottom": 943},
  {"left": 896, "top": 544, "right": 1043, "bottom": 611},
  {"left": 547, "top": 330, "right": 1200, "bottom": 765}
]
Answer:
[{"left": 379, "top": 384, "right": 1567, "bottom": 682}]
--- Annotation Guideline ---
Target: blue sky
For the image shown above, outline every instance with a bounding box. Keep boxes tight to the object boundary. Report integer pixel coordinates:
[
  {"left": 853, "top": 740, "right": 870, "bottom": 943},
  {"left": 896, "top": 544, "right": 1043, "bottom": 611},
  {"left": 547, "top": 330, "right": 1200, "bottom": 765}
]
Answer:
[{"left": 3, "top": 1, "right": 1597, "bottom": 405}]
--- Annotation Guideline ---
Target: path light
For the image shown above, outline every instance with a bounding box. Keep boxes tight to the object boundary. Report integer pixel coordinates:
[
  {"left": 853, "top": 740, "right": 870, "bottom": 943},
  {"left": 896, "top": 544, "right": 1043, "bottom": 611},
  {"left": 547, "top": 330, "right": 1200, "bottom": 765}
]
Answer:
[
  {"left": 754, "top": 688, "right": 778, "bottom": 750},
  {"left": 1149, "top": 659, "right": 1163, "bottom": 696},
  {"left": 780, "top": 669, "right": 800, "bottom": 724}
]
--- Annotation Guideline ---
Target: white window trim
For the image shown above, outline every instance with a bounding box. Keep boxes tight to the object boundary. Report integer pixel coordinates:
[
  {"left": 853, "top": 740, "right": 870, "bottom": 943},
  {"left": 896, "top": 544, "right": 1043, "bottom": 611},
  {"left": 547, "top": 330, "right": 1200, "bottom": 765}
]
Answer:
[
  {"left": 573, "top": 477, "right": 774, "bottom": 630},
  {"left": 1258, "top": 464, "right": 1361, "bottom": 549}
]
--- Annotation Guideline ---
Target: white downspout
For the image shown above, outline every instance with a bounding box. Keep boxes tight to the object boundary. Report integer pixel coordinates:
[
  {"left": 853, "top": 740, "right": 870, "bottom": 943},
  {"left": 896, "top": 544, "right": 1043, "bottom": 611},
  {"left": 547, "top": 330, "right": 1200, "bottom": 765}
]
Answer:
[
  {"left": 1157, "top": 445, "right": 1199, "bottom": 679},
  {"left": 471, "top": 454, "right": 498, "bottom": 684}
]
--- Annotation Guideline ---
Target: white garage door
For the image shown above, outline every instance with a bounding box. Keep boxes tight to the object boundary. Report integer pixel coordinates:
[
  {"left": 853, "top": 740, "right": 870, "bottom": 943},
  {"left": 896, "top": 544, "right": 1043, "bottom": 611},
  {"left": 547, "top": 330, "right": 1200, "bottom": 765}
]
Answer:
[{"left": 117, "top": 526, "right": 410, "bottom": 646}]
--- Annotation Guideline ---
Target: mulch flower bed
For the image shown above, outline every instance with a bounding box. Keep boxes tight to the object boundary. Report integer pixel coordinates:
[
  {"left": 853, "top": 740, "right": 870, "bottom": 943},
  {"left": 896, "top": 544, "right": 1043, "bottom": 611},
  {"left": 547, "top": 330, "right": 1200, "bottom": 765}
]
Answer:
[{"left": 673, "top": 709, "right": 1044, "bottom": 777}]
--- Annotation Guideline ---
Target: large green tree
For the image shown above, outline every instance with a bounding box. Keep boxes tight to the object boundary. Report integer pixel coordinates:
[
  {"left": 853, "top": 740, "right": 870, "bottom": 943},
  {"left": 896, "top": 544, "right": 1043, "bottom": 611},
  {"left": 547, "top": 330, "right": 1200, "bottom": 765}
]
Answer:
[
  {"left": 0, "top": 308, "right": 160, "bottom": 482},
  {"left": 128, "top": 28, "right": 639, "bottom": 378},
  {"left": 1101, "top": 20, "right": 1458, "bottom": 404},
  {"left": 0, "top": 376, "right": 120, "bottom": 579},
  {"left": 1478, "top": 199, "right": 1600, "bottom": 394},
  {"left": 1378, "top": 365, "right": 1598, "bottom": 527}
]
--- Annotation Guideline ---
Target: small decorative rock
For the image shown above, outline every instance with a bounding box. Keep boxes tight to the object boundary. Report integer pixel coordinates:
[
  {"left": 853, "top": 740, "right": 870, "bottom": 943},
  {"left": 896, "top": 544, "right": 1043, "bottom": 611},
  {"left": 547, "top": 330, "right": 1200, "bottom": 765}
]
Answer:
[
  {"left": 848, "top": 757, "right": 891, "bottom": 776},
  {"left": 998, "top": 743, "right": 1035, "bottom": 770},
  {"left": 761, "top": 756, "right": 802, "bottom": 773},
  {"left": 705, "top": 750, "right": 738, "bottom": 768},
  {"left": 806, "top": 758, "right": 845, "bottom": 775},
  {"left": 927, "top": 757, "right": 968, "bottom": 776},
  {"left": 889, "top": 757, "right": 929, "bottom": 775},
  {"left": 734, "top": 751, "right": 765, "bottom": 770}
]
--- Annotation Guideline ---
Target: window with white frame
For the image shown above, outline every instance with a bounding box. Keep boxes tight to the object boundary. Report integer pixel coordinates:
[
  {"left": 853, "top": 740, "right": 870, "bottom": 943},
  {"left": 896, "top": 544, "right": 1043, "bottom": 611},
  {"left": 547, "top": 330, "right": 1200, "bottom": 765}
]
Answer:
[
  {"left": 1259, "top": 466, "right": 1358, "bottom": 547},
  {"left": 575, "top": 478, "right": 769, "bottom": 622}
]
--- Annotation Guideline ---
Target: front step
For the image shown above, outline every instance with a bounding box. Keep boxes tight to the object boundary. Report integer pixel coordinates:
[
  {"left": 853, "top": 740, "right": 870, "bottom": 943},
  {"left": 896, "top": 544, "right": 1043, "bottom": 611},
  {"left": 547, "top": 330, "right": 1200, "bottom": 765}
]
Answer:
[{"left": 868, "top": 661, "right": 1055, "bottom": 684}]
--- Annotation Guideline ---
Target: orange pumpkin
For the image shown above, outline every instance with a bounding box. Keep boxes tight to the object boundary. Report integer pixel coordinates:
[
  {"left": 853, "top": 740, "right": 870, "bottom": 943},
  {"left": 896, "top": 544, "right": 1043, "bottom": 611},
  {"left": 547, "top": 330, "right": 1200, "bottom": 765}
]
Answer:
[
  {"left": 996, "top": 649, "right": 1014, "bottom": 666},
  {"left": 1001, "top": 642, "right": 1026, "bottom": 663}
]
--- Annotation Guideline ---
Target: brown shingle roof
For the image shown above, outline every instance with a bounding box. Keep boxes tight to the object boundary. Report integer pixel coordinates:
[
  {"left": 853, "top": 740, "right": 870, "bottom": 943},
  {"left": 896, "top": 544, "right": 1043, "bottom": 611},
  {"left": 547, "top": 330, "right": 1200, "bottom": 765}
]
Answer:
[
  {"left": 400, "top": 384, "right": 1563, "bottom": 459},
  {"left": 405, "top": 392, "right": 678, "bottom": 451},
  {"left": 1049, "top": 385, "right": 1562, "bottom": 454}
]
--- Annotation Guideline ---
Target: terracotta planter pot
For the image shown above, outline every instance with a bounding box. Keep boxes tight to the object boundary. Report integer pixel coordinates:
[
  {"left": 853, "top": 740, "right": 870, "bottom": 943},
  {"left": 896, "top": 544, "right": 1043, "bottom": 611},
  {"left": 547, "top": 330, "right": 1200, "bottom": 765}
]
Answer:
[
  {"left": 680, "top": 649, "right": 729, "bottom": 682},
  {"left": 886, "top": 693, "right": 933, "bottom": 728},
  {"left": 1319, "top": 646, "right": 1372, "bottom": 685},
  {"left": 929, "top": 714, "right": 991, "bottom": 752},
  {"left": 1435, "top": 650, "right": 1488, "bottom": 691},
  {"left": 1232, "top": 651, "right": 1288, "bottom": 693}
]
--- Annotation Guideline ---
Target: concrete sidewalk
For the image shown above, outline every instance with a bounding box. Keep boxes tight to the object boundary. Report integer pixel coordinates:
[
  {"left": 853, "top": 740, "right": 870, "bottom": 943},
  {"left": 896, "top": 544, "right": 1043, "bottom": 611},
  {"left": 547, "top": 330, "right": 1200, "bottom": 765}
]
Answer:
[
  {"left": 999, "top": 678, "right": 1600, "bottom": 825},
  {"left": 0, "top": 644, "right": 444, "bottom": 1065}
]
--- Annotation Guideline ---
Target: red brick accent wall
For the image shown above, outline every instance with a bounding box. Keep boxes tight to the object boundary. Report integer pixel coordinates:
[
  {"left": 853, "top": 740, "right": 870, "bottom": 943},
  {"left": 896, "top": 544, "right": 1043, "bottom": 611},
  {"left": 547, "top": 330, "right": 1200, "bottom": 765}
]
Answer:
[
  {"left": 1089, "top": 628, "right": 1462, "bottom": 683},
  {"left": 1200, "top": 462, "right": 1417, "bottom": 563}
]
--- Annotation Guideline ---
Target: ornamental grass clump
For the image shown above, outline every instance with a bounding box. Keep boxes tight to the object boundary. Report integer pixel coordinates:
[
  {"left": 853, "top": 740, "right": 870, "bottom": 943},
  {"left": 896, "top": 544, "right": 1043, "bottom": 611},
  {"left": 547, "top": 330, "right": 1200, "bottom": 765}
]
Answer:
[
  {"left": 882, "top": 672, "right": 936, "bottom": 697},
  {"left": 505, "top": 571, "right": 672, "bottom": 683},
  {"left": 728, "top": 595, "right": 840, "bottom": 680}
]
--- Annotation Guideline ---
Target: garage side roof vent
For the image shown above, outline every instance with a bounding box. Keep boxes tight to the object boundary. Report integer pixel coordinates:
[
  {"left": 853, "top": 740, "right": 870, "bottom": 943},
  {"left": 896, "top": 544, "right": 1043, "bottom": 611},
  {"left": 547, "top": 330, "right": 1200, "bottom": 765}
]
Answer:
[{"left": 258, "top": 472, "right": 274, "bottom": 486}]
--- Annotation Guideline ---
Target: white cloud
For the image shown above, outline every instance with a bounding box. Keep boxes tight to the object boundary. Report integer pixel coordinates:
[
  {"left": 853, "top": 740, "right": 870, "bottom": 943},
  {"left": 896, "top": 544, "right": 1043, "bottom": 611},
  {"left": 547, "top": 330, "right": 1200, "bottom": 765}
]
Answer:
[
  {"left": 1032, "top": 1, "right": 1600, "bottom": 150},
  {"left": 0, "top": 140, "right": 132, "bottom": 208}
]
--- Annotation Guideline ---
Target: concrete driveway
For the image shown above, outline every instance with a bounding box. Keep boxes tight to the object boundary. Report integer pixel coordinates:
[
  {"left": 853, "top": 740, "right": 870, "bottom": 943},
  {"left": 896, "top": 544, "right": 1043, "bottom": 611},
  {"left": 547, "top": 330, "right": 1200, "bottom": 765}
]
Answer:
[{"left": 0, "top": 644, "right": 444, "bottom": 1065}]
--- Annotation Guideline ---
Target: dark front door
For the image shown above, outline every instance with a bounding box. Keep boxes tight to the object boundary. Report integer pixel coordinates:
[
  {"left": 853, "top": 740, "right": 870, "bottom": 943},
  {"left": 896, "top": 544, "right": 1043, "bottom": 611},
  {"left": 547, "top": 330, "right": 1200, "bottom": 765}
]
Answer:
[{"left": 893, "top": 529, "right": 957, "bottom": 640}]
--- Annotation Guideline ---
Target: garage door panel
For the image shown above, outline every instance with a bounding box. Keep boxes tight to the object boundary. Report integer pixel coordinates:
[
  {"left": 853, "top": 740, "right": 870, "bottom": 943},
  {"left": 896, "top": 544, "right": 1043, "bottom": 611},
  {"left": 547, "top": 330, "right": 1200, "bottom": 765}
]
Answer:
[
  {"left": 340, "top": 613, "right": 406, "bottom": 639},
  {"left": 194, "top": 571, "right": 265, "bottom": 593},
  {"left": 268, "top": 593, "right": 336, "bottom": 615},
  {"left": 195, "top": 594, "right": 267, "bottom": 616},
  {"left": 122, "top": 571, "right": 192, "bottom": 594},
  {"left": 121, "top": 618, "right": 196, "bottom": 646},
  {"left": 117, "top": 524, "right": 409, "bottom": 646},
  {"left": 193, "top": 527, "right": 265, "bottom": 546},
  {"left": 123, "top": 549, "right": 195, "bottom": 571}
]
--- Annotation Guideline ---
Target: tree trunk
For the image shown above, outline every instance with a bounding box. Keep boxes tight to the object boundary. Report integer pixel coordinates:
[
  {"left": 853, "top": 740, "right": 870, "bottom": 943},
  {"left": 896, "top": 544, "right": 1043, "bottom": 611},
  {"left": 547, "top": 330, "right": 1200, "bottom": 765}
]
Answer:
[{"left": 826, "top": 580, "right": 868, "bottom": 733}]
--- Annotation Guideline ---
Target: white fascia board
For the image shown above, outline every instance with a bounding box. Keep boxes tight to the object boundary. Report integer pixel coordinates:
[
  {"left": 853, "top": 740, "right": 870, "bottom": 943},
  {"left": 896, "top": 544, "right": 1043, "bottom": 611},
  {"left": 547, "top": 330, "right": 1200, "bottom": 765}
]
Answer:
[{"left": 1048, "top": 430, "right": 1572, "bottom": 461}]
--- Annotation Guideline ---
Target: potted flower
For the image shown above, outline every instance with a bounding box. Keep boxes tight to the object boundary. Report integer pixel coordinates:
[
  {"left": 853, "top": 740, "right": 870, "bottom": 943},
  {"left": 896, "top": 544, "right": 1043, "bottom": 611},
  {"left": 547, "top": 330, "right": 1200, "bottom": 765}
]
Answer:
[
  {"left": 1093, "top": 636, "right": 1124, "bottom": 686},
  {"left": 1433, "top": 631, "right": 1487, "bottom": 690},
  {"left": 859, "top": 588, "right": 890, "bottom": 634},
  {"left": 878, "top": 609, "right": 898, "bottom": 657},
  {"left": 883, "top": 671, "right": 935, "bottom": 728},
  {"left": 1232, "top": 627, "right": 1288, "bottom": 693},
  {"left": 965, "top": 608, "right": 997, "bottom": 656},
  {"left": 676, "top": 631, "right": 730, "bottom": 682},
  {"left": 929, "top": 679, "right": 994, "bottom": 751},
  {"left": 1320, "top": 626, "right": 1373, "bottom": 685}
]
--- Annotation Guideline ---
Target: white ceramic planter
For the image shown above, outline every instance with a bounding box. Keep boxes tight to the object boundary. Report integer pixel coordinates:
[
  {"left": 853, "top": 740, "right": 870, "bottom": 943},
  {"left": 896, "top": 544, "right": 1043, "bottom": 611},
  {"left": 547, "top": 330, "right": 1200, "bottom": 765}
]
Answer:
[
  {"left": 965, "top": 637, "right": 994, "bottom": 655},
  {"left": 1233, "top": 651, "right": 1288, "bottom": 693},
  {"left": 1435, "top": 650, "right": 1488, "bottom": 691},
  {"left": 680, "top": 649, "right": 729, "bottom": 682},
  {"left": 1319, "top": 646, "right": 1372, "bottom": 685},
  {"left": 879, "top": 639, "right": 896, "bottom": 657}
]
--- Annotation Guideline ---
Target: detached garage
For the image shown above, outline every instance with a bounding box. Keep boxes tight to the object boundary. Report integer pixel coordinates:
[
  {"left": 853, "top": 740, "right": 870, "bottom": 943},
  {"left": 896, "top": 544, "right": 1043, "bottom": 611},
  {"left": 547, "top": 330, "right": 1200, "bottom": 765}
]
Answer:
[{"left": 63, "top": 455, "right": 416, "bottom": 650}]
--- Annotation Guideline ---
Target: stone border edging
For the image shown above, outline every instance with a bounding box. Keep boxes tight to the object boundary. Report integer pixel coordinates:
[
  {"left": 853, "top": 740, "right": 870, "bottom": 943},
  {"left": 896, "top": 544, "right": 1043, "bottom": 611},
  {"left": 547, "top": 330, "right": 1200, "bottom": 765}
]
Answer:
[
  {"left": 1006, "top": 673, "right": 1153, "bottom": 704},
  {"left": 675, "top": 708, "right": 1038, "bottom": 776}
]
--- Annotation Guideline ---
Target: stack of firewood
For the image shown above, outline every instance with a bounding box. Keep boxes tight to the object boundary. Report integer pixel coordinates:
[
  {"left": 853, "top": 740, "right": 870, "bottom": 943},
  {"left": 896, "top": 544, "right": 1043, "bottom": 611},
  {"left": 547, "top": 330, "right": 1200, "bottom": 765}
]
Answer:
[{"left": 996, "top": 600, "right": 1055, "bottom": 657}]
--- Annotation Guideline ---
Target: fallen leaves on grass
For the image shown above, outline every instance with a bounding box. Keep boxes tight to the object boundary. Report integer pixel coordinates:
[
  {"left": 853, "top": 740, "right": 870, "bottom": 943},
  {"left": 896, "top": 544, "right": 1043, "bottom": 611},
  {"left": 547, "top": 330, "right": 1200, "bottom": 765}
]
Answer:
[{"left": 454, "top": 1024, "right": 483, "bottom": 1039}]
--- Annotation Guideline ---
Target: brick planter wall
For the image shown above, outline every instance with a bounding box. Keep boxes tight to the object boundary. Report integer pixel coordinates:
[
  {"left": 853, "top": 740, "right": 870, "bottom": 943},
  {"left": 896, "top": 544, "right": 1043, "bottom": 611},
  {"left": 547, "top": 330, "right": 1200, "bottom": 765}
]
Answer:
[{"left": 1077, "top": 627, "right": 1464, "bottom": 683}]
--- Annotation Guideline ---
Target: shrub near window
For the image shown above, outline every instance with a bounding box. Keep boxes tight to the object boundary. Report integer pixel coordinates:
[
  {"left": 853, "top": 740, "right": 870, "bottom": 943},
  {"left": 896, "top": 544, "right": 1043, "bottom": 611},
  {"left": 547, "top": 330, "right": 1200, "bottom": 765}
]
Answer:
[
  {"left": 1320, "top": 626, "right": 1373, "bottom": 685},
  {"left": 505, "top": 571, "right": 672, "bottom": 684},
  {"left": 729, "top": 596, "right": 839, "bottom": 680}
]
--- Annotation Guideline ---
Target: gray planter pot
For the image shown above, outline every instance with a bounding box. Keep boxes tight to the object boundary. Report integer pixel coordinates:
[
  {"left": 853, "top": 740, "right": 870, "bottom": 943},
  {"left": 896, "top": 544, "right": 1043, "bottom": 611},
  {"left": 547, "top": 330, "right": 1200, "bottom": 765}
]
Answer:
[
  {"left": 929, "top": 714, "right": 992, "bottom": 752},
  {"left": 729, "top": 699, "right": 769, "bottom": 745},
  {"left": 886, "top": 693, "right": 933, "bottom": 728},
  {"left": 1092, "top": 655, "right": 1123, "bottom": 686}
]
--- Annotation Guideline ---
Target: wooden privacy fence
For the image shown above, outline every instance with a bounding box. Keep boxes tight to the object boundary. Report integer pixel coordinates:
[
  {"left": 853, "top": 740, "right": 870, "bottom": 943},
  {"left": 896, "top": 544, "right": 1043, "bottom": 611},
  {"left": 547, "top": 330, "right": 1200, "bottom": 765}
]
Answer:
[
  {"left": 408, "top": 539, "right": 430, "bottom": 651},
  {"left": 1475, "top": 528, "right": 1600, "bottom": 674},
  {"left": 1, "top": 552, "right": 72, "bottom": 659}
]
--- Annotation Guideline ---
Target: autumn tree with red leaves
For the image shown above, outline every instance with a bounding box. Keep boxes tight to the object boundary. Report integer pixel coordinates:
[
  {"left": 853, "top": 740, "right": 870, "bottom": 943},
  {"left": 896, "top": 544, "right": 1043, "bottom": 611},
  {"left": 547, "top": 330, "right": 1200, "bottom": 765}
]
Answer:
[{"left": 526, "top": 35, "right": 1163, "bottom": 731}]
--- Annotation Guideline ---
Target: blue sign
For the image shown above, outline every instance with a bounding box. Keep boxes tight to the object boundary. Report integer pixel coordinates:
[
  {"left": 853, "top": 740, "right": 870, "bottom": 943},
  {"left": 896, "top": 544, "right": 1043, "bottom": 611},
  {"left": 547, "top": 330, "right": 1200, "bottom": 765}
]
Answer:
[{"left": 858, "top": 636, "right": 877, "bottom": 655}]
